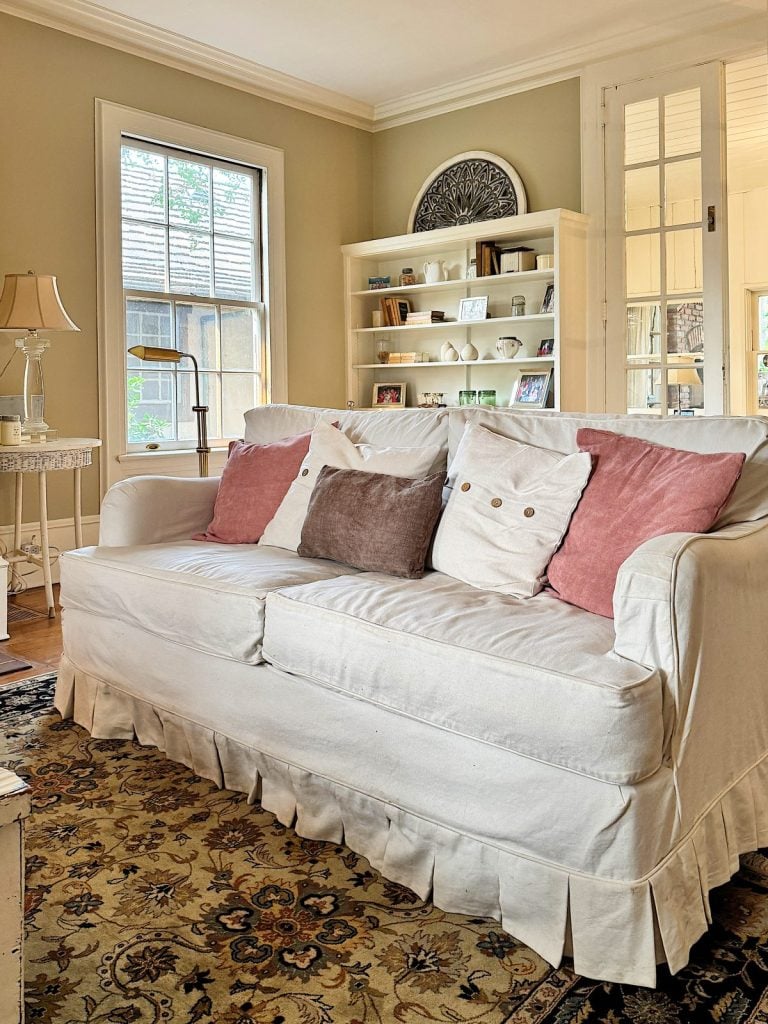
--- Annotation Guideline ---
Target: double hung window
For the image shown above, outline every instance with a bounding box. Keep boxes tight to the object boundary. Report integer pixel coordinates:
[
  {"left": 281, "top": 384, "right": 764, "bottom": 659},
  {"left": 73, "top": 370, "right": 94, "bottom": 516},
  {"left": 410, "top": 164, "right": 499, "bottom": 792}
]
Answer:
[{"left": 121, "top": 141, "right": 265, "bottom": 450}]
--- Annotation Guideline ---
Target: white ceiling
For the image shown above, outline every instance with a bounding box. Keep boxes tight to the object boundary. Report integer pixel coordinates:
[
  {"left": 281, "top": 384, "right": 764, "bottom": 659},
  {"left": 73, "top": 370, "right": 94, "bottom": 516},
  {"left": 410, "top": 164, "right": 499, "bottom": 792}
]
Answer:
[{"left": 24, "top": 0, "right": 767, "bottom": 106}]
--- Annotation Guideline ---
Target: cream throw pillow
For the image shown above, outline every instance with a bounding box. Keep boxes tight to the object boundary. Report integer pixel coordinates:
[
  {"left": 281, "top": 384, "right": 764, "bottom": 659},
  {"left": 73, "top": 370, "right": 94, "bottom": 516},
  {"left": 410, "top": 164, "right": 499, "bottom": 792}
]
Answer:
[
  {"left": 431, "top": 422, "right": 592, "bottom": 597},
  {"left": 259, "top": 418, "right": 442, "bottom": 552}
]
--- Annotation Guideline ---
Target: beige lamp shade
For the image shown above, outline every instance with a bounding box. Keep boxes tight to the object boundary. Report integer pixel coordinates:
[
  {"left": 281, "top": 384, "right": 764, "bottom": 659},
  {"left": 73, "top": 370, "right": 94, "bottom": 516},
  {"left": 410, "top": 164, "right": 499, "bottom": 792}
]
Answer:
[
  {"left": 667, "top": 363, "right": 701, "bottom": 386},
  {"left": 0, "top": 272, "right": 79, "bottom": 332}
]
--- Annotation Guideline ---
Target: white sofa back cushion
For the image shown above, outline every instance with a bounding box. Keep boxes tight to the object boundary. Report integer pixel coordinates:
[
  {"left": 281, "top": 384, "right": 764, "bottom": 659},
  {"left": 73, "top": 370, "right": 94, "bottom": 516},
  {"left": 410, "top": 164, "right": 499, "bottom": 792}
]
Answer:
[
  {"left": 432, "top": 422, "right": 592, "bottom": 597},
  {"left": 448, "top": 409, "right": 768, "bottom": 527},
  {"left": 244, "top": 404, "right": 449, "bottom": 451},
  {"left": 259, "top": 419, "right": 442, "bottom": 552}
]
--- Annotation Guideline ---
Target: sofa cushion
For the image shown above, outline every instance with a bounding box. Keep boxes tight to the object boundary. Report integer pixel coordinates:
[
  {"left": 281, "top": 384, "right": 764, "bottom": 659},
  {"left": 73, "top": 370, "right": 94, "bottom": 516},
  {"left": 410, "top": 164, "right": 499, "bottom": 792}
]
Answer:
[
  {"left": 547, "top": 429, "right": 745, "bottom": 618},
  {"left": 299, "top": 466, "right": 445, "bottom": 578},
  {"left": 194, "top": 431, "right": 314, "bottom": 544},
  {"left": 262, "top": 572, "right": 664, "bottom": 784},
  {"left": 259, "top": 419, "right": 442, "bottom": 552},
  {"left": 431, "top": 422, "right": 592, "bottom": 596},
  {"left": 60, "top": 541, "right": 360, "bottom": 666},
  {"left": 448, "top": 409, "right": 768, "bottom": 527}
]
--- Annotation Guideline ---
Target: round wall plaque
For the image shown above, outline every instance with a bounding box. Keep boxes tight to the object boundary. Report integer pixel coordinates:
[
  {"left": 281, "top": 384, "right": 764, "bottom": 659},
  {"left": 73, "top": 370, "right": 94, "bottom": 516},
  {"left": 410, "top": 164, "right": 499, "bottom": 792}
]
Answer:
[{"left": 408, "top": 151, "right": 527, "bottom": 233}]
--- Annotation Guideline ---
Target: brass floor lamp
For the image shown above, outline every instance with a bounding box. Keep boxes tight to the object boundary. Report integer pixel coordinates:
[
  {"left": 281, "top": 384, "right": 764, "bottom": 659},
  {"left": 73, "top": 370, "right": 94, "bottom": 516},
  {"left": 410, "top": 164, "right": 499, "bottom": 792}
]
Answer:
[{"left": 128, "top": 345, "right": 210, "bottom": 477}]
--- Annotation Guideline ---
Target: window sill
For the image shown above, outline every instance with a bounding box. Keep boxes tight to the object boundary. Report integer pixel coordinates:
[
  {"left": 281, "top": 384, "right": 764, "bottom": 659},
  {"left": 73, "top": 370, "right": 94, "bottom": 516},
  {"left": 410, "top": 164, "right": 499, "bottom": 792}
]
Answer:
[{"left": 116, "top": 448, "right": 229, "bottom": 477}]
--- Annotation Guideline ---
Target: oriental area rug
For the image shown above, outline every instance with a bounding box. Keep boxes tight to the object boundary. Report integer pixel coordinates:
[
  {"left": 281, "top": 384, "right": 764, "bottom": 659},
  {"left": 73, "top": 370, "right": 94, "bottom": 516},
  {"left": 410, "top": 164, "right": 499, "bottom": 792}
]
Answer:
[{"left": 2, "top": 675, "right": 768, "bottom": 1024}]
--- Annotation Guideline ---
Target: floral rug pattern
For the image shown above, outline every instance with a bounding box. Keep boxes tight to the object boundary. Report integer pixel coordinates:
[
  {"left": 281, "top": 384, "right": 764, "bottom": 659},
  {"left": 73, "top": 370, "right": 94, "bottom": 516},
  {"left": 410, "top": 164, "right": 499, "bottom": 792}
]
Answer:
[{"left": 1, "top": 675, "right": 767, "bottom": 1023}]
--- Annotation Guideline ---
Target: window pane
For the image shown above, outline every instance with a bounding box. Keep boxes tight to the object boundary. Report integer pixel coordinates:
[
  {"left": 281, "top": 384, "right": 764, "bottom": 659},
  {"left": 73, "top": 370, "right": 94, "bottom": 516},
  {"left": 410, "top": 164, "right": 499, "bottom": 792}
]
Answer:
[
  {"left": 213, "top": 167, "right": 253, "bottom": 237},
  {"left": 127, "top": 370, "right": 175, "bottom": 442},
  {"left": 667, "top": 301, "right": 704, "bottom": 356},
  {"left": 625, "top": 167, "right": 660, "bottom": 229},
  {"left": 625, "top": 98, "right": 659, "bottom": 165},
  {"left": 121, "top": 146, "right": 165, "bottom": 223},
  {"left": 168, "top": 157, "right": 211, "bottom": 230},
  {"left": 667, "top": 360, "right": 704, "bottom": 412},
  {"left": 122, "top": 221, "right": 167, "bottom": 291},
  {"left": 178, "top": 371, "right": 221, "bottom": 441},
  {"left": 169, "top": 228, "right": 212, "bottom": 296},
  {"left": 664, "top": 89, "right": 701, "bottom": 158},
  {"left": 757, "top": 353, "right": 768, "bottom": 409},
  {"left": 626, "top": 303, "right": 661, "bottom": 361},
  {"left": 126, "top": 298, "right": 174, "bottom": 368},
  {"left": 626, "top": 234, "right": 660, "bottom": 298},
  {"left": 758, "top": 295, "right": 768, "bottom": 349},
  {"left": 221, "top": 307, "right": 259, "bottom": 370},
  {"left": 665, "top": 159, "right": 702, "bottom": 226},
  {"left": 176, "top": 303, "right": 218, "bottom": 370},
  {"left": 222, "top": 373, "right": 260, "bottom": 437},
  {"left": 627, "top": 367, "right": 662, "bottom": 414},
  {"left": 214, "top": 237, "right": 255, "bottom": 300},
  {"left": 666, "top": 228, "right": 702, "bottom": 294}
]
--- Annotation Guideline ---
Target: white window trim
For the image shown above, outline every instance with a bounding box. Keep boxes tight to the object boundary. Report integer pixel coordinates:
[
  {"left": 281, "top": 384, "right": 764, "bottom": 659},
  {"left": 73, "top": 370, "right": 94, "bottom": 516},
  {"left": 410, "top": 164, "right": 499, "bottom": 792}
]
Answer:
[{"left": 96, "top": 99, "right": 287, "bottom": 491}]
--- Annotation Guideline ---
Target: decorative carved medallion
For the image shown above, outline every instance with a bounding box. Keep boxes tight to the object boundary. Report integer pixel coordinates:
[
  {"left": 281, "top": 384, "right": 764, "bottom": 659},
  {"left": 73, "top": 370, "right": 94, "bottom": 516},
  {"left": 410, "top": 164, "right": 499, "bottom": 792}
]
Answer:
[{"left": 409, "top": 151, "right": 527, "bottom": 233}]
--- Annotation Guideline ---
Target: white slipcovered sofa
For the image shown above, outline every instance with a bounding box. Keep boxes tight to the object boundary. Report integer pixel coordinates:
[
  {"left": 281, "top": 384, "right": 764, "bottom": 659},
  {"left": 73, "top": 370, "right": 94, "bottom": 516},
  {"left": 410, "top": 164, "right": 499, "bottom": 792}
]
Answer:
[{"left": 55, "top": 404, "right": 768, "bottom": 986}]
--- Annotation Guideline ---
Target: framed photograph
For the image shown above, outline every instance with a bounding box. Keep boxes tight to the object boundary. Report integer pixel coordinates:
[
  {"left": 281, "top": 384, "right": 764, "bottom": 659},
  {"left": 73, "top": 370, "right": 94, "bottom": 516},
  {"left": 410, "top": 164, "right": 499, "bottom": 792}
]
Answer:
[
  {"left": 540, "top": 284, "right": 555, "bottom": 314},
  {"left": 372, "top": 382, "right": 406, "bottom": 409},
  {"left": 537, "top": 338, "right": 555, "bottom": 357},
  {"left": 458, "top": 295, "right": 489, "bottom": 322},
  {"left": 510, "top": 370, "right": 553, "bottom": 409}
]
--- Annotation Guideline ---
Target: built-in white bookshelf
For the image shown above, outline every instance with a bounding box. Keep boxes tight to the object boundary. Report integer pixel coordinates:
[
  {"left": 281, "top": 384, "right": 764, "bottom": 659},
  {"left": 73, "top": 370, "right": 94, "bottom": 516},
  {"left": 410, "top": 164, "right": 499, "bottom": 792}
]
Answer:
[{"left": 342, "top": 209, "right": 588, "bottom": 410}]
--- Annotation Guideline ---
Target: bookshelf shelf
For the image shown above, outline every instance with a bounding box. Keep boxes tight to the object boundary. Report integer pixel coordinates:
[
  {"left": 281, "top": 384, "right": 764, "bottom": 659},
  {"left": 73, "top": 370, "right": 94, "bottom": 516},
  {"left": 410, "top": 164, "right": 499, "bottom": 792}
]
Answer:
[{"left": 342, "top": 209, "right": 588, "bottom": 411}]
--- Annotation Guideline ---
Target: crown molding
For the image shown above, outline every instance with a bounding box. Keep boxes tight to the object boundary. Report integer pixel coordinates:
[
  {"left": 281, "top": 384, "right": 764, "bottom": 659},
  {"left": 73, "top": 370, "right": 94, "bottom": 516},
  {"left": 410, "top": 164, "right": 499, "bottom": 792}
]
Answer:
[
  {"left": 0, "top": 0, "right": 375, "bottom": 131},
  {"left": 1, "top": 0, "right": 764, "bottom": 135},
  {"left": 371, "top": 4, "right": 766, "bottom": 130}
]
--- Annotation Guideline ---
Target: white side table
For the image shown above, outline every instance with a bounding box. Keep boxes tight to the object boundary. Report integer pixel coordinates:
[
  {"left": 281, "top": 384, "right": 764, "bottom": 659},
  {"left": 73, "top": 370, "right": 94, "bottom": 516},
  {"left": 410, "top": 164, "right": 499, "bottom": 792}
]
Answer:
[
  {"left": 0, "top": 769, "right": 31, "bottom": 1024},
  {"left": 0, "top": 438, "right": 101, "bottom": 621}
]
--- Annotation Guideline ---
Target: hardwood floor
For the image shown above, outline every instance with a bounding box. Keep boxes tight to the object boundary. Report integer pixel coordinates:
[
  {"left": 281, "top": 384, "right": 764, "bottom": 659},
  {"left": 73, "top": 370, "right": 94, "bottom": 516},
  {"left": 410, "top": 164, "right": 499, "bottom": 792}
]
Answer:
[{"left": 0, "top": 586, "right": 62, "bottom": 686}]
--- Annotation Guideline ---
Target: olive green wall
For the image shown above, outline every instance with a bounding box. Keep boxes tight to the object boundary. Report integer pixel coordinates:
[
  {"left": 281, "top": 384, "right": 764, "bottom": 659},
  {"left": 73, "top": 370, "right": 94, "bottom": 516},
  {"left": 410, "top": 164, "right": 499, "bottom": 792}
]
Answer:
[
  {"left": 0, "top": 13, "right": 372, "bottom": 521},
  {"left": 371, "top": 79, "right": 581, "bottom": 238},
  {"left": 0, "top": 14, "right": 582, "bottom": 529}
]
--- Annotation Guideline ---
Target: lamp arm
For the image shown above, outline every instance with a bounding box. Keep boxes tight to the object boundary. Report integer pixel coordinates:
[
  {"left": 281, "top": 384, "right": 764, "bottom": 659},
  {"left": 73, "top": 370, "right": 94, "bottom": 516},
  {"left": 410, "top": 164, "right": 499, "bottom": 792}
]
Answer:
[
  {"left": 179, "top": 351, "right": 201, "bottom": 409},
  {"left": 178, "top": 351, "right": 209, "bottom": 477}
]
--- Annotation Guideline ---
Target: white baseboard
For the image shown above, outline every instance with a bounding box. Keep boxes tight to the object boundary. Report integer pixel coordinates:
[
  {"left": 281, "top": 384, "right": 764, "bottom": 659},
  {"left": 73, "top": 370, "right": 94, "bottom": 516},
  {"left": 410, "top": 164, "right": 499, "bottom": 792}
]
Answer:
[{"left": 1, "top": 515, "right": 100, "bottom": 591}]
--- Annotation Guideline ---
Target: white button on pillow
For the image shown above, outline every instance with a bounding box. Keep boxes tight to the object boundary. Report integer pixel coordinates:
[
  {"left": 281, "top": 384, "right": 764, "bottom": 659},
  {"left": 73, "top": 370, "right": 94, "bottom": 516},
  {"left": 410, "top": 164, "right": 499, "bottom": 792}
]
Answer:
[
  {"left": 259, "top": 418, "right": 442, "bottom": 552},
  {"left": 431, "top": 422, "right": 592, "bottom": 597}
]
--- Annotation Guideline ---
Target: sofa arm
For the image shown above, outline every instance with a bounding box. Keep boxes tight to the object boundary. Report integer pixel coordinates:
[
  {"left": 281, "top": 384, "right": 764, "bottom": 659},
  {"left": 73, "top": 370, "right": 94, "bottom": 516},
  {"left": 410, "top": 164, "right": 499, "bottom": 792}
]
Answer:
[
  {"left": 98, "top": 475, "right": 220, "bottom": 547},
  {"left": 613, "top": 520, "right": 768, "bottom": 821}
]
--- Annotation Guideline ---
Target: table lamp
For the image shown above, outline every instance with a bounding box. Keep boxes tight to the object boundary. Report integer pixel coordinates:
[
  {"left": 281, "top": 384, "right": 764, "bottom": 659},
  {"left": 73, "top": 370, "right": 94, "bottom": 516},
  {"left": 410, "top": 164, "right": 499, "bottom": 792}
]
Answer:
[
  {"left": 128, "top": 345, "right": 210, "bottom": 476},
  {"left": 667, "top": 359, "right": 701, "bottom": 413},
  {"left": 0, "top": 271, "right": 80, "bottom": 434}
]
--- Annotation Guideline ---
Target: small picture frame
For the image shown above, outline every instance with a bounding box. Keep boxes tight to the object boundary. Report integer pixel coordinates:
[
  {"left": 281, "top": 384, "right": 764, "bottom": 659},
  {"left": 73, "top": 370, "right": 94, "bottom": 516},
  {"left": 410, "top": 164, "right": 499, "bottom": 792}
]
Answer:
[
  {"left": 372, "top": 382, "right": 406, "bottom": 409},
  {"left": 673, "top": 408, "right": 696, "bottom": 416},
  {"left": 458, "top": 295, "right": 489, "bottom": 322},
  {"left": 537, "top": 338, "right": 555, "bottom": 357},
  {"left": 540, "top": 284, "right": 555, "bottom": 314},
  {"left": 510, "top": 370, "right": 553, "bottom": 409}
]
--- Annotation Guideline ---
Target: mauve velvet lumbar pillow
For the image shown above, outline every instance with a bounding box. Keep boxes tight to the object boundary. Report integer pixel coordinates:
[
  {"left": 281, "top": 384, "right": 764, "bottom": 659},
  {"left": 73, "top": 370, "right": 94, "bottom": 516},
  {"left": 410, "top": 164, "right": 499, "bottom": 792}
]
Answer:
[
  {"left": 547, "top": 427, "right": 746, "bottom": 618},
  {"left": 298, "top": 465, "right": 445, "bottom": 578},
  {"left": 195, "top": 431, "right": 313, "bottom": 544}
]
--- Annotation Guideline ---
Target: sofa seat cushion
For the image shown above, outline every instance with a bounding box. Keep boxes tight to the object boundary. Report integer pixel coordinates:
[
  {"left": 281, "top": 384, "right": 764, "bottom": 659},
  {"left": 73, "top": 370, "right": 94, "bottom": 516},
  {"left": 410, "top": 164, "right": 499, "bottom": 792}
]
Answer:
[
  {"left": 61, "top": 541, "right": 360, "bottom": 666},
  {"left": 262, "top": 572, "right": 664, "bottom": 784}
]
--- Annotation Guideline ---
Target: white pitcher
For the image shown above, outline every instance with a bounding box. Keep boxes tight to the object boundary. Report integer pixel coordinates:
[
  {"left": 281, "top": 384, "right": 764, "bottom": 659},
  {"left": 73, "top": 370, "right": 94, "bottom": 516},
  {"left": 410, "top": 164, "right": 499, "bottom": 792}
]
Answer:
[{"left": 423, "top": 259, "right": 447, "bottom": 284}]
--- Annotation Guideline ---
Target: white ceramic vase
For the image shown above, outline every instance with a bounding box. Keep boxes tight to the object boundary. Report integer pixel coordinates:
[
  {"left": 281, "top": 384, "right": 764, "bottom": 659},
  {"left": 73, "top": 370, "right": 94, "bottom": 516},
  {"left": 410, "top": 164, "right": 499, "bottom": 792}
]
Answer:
[
  {"left": 461, "top": 341, "right": 479, "bottom": 361},
  {"left": 440, "top": 342, "right": 459, "bottom": 362}
]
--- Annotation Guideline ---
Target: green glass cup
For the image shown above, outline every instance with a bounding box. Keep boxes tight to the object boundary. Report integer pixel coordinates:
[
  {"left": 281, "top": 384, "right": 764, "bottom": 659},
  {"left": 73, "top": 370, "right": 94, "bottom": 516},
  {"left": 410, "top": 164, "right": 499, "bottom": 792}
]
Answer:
[
  {"left": 478, "top": 390, "right": 497, "bottom": 406},
  {"left": 459, "top": 390, "right": 477, "bottom": 406}
]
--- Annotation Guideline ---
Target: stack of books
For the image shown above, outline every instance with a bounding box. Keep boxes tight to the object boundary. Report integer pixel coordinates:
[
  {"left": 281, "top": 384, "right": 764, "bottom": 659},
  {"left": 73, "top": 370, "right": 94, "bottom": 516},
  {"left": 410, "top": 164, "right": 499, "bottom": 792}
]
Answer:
[
  {"left": 405, "top": 310, "right": 447, "bottom": 325},
  {"left": 379, "top": 297, "right": 411, "bottom": 325},
  {"left": 387, "top": 352, "right": 431, "bottom": 364}
]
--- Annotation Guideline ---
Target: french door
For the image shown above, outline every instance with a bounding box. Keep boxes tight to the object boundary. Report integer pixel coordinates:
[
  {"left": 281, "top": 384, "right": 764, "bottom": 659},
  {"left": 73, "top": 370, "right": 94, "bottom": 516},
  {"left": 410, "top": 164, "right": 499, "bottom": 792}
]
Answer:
[{"left": 604, "top": 63, "right": 728, "bottom": 415}]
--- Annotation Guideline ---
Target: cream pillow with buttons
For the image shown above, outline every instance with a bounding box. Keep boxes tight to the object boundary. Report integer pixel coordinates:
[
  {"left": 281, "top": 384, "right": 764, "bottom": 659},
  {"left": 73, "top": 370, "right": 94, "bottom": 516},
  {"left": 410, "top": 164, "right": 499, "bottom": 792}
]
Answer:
[
  {"left": 259, "top": 418, "right": 442, "bottom": 552},
  {"left": 431, "top": 422, "right": 592, "bottom": 597}
]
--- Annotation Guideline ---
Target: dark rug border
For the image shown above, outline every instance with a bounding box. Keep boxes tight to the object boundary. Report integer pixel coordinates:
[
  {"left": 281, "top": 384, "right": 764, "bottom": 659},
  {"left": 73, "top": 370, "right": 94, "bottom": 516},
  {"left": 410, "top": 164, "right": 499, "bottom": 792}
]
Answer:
[{"left": 0, "top": 671, "right": 58, "bottom": 693}]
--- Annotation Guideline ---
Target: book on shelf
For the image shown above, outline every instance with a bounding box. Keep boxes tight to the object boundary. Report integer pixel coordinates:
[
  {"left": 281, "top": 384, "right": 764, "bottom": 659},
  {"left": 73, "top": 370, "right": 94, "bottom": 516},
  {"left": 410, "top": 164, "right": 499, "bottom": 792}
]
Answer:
[
  {"left": 379, "top": 296, "right": 412, "bottom": 326},
  {"left": 405, "top": 310, "right": 446, "bottom": 324}
]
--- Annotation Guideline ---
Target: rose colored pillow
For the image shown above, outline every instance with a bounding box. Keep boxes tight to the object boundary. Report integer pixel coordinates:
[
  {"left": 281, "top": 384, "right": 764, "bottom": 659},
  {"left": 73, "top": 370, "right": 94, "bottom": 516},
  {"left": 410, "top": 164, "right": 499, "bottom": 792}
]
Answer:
[
  {"left": 547, "top": 428, "right": 746, "bottom": 618},
  {"left": 195, "top": 431, "right": 313, "bottom": 544}
]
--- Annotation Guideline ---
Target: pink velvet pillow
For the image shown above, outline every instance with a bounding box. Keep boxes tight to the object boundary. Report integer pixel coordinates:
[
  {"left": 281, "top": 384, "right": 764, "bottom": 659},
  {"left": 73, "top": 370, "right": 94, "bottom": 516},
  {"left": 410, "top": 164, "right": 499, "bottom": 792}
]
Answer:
[
  {"left": 195, "top": 431, "right": 312, "bottom": 544},
  {"left": 547, "top": 428, "right": 745, "bottom": 618}
]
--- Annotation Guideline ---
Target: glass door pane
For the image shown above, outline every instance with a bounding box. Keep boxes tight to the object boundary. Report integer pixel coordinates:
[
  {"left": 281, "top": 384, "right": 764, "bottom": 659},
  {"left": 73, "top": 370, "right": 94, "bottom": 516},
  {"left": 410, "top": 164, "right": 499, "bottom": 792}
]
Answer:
[{"left": 605, "top": 63, "right": 726, "bottom": 415}]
